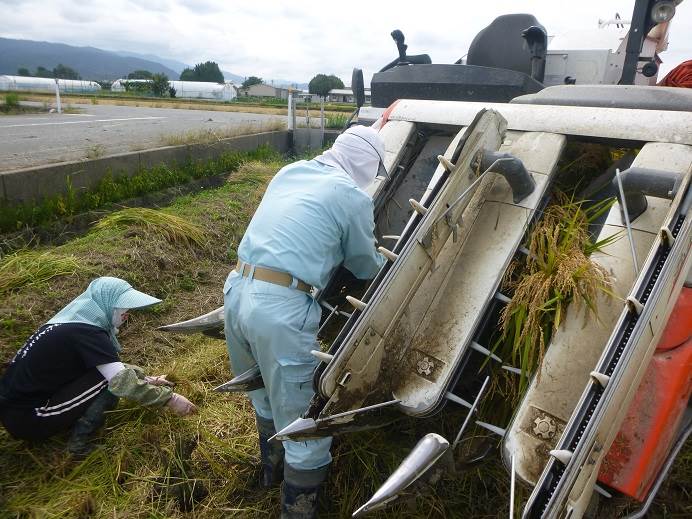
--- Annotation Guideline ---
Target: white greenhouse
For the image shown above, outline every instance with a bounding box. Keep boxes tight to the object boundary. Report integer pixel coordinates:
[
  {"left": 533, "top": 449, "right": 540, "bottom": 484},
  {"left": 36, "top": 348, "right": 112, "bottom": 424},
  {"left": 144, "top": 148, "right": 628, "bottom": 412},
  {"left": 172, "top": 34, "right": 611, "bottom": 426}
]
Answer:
[
  {"left": 110, "top": 79, "right": 236, "bottom": 101},
  {"left": 0, "top": 75, "right": 102, "bottom": 94}
]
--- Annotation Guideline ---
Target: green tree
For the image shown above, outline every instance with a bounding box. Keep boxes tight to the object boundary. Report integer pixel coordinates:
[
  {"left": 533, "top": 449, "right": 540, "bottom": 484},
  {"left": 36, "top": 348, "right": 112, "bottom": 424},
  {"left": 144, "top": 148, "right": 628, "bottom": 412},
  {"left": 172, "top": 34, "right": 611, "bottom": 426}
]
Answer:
[
  {"left": 17, "top": 67, "right": 31, "bottom": 76},
  {"left": 242, "top": 76, "right": 263, "bottom": 89},
  {"left": 127, "top": 70, "right": 153, "bottom": 79},
  {"left": 179, "top": 61, "right": 224, "bottom": 83},
  {"left": 35, "top": 66, "right": 53, "bottom": 78},
  {"left": 308, "top": 74, "right": 344, "bottom": 97},
  {"left": 150, "top": 74, "right": 170, "bottom": 97},
  {"left": 53, "top": 64, "right": 80, "bottom": 80}
]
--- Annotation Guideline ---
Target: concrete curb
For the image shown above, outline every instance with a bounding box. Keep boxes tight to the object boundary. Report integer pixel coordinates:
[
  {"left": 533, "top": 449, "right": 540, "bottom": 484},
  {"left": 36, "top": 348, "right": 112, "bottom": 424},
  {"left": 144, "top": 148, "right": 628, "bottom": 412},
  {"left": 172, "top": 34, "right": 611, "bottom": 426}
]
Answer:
[
  {"left": 0, "top": 130, "right": 291, "bottom": 206},
  {"left": 0, "top": 128, "right": 341, "bottom": 207}
]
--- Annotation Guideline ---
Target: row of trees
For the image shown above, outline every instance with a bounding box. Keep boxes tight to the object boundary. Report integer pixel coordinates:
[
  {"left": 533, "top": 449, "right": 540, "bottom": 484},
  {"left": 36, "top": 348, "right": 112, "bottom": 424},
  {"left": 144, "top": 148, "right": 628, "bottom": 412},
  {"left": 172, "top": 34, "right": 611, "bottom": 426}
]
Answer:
[
  {"left": 121, "top": 73, "right": 173, "bottom": 97},
  {"left": 180, "top": 61, "right": 224, "bottom": 83},
  {"left": 17, "top": 64, "right": 81, "bottom": 80}
]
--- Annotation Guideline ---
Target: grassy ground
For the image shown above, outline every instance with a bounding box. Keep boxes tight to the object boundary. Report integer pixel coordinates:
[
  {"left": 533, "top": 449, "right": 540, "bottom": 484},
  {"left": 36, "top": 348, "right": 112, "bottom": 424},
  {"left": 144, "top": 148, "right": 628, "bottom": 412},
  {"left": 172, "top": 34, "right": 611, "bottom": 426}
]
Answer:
[{"left": 0, "top": 155, "right": 689, "bottom": 518}]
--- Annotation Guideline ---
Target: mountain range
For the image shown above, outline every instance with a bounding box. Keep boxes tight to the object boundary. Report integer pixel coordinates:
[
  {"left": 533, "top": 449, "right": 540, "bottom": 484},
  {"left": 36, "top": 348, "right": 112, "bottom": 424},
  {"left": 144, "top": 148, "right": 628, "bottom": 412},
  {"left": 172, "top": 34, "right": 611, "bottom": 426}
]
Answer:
[{"left": 0, "top": 37, "right": 306, "bottom": 87}]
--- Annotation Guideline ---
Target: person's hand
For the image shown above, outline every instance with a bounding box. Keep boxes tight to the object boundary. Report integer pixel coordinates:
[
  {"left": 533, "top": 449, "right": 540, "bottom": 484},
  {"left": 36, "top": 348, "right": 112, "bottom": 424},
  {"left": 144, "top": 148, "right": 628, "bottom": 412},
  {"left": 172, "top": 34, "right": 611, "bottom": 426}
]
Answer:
[
  {"left": 145, "top": 375, "right": 176, "bottom": 387},
  {"left": 166, "top": 393, "right": 197, "bottom": 416}
]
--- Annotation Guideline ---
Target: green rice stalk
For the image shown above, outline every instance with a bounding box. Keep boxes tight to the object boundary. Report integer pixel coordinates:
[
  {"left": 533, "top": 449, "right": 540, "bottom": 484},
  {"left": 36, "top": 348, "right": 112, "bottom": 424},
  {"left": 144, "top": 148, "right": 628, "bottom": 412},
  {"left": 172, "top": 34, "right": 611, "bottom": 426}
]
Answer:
[{"left": 498, "top": 195, "right": 618, "bottom": 395}]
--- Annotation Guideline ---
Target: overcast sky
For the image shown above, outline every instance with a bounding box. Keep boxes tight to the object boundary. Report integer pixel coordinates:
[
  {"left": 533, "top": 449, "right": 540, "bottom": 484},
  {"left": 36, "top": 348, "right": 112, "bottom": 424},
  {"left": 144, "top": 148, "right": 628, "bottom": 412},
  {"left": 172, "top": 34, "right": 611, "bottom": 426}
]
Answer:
[{"left": 1, "top": 0, "right": 690, "bottom": 83}]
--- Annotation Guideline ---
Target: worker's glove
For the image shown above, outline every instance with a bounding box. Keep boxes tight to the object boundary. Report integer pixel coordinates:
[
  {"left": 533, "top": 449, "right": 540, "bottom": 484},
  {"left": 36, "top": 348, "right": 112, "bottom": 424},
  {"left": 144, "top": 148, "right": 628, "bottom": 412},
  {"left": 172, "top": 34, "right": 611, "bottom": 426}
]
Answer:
[
  {"left": 144, "top": 375, "right": 176, "bottom": 387},
  {"left": 166, "top": 393, "right": 198, "bottom": 416}
]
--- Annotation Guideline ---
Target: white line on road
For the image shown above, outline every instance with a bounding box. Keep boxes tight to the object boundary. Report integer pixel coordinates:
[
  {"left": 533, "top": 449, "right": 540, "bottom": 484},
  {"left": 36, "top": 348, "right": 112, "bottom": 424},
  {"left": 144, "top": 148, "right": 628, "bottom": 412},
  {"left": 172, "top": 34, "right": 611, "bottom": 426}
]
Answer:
[{"left": 0, "top": 116, "right": 166, "bottom": 129}]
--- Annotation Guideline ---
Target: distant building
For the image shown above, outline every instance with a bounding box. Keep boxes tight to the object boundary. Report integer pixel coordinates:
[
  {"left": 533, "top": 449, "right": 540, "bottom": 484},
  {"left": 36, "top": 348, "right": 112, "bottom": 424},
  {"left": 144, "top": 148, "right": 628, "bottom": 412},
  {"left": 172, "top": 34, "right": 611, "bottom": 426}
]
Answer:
[
  {"left": 238, "top": 83, "right": 290, "bottom": 99},
  {"left": 298, "top": 87, "right": 372, "bottom": 104},
  {"left": 110, "top": 79, "right": 236, "bottom": 101}
]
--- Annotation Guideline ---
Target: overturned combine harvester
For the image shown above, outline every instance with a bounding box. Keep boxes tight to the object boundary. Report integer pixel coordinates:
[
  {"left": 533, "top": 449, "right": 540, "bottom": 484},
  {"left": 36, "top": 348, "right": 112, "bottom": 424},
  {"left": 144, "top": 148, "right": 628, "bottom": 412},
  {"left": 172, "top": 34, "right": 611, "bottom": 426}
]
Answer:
[{"left": 162, "top": 2, "right": 691, "bottom": 517}]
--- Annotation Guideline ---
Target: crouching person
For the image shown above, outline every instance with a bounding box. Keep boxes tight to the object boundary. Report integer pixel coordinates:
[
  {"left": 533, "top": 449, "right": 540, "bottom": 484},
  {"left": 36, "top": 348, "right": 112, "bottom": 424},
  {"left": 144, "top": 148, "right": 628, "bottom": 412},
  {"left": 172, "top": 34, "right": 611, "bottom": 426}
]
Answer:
[{"left": 0, "top": 277, "right": 197, "bottom": 457}]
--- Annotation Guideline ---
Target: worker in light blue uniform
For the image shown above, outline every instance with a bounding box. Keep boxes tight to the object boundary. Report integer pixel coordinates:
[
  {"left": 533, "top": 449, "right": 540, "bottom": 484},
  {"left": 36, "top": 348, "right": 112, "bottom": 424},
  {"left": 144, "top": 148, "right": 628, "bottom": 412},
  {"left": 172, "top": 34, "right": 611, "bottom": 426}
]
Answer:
[{"left": 223, "top": 125, "right": 386, "bottom": 518}]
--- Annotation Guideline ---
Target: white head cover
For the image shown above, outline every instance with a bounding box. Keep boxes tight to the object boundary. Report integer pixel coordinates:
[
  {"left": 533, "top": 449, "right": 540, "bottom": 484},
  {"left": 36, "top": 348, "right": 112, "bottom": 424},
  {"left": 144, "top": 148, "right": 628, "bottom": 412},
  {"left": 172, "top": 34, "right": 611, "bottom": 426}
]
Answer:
[{"left": 314, "top": 125, "right": 385, "bottom": 190}]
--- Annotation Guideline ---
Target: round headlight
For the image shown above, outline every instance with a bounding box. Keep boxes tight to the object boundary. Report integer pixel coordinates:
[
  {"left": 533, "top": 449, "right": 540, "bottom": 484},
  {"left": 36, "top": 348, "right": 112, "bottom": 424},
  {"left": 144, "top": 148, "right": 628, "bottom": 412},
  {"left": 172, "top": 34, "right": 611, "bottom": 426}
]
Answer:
[{"left": 651, "top": 0, "right": 676, "bottom": 23}]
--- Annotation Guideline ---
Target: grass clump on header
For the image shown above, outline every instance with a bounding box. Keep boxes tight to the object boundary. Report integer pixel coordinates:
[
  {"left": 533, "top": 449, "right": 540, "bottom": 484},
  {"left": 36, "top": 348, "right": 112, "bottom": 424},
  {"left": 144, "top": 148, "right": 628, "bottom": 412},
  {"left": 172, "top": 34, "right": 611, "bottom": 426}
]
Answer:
[
  {"left": 498, "top": 196, "right": 618, "bottom": 394},
  {"left": 94, "top": 208, "right": 207, "bottom": 247}
]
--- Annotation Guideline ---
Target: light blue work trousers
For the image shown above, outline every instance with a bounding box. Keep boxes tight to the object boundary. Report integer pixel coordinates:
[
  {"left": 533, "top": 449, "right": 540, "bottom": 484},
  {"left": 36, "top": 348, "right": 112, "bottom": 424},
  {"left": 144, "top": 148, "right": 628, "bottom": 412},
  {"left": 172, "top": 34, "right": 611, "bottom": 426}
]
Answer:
[{"left": 223, "top": 269, "right": 332, "bottom": 470}]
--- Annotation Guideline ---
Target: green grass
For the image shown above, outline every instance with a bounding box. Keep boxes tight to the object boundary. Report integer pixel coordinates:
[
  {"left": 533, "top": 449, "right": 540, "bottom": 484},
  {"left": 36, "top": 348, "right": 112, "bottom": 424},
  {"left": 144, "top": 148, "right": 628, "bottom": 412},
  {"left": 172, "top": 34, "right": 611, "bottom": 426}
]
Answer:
[{"left": 0, "top": 145, "right": 280, "bottom": 233}]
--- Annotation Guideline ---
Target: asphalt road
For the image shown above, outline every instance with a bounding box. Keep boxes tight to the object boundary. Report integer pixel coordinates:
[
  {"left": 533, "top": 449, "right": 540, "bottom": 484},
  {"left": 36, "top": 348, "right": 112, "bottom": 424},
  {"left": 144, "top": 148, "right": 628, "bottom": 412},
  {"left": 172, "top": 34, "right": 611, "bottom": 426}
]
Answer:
[{"left": 0, "top": 103, "right": 290, "bottom": 172}]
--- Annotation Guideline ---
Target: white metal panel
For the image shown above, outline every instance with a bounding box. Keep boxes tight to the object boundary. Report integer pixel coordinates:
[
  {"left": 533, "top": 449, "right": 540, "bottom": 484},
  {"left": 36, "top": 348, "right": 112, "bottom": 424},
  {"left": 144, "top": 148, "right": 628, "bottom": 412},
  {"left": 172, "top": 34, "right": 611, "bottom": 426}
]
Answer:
[
  {"left": 365, "top": 120, "right": 416, "bottom": 199},
  {"left": 387, "top": 100, "right": 692, "bottom": 145}
]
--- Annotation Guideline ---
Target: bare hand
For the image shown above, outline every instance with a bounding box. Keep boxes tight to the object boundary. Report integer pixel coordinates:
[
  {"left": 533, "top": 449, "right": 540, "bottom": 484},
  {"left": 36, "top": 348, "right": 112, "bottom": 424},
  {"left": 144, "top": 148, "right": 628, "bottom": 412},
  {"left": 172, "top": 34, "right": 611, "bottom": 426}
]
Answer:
[{"left": 166, "top": 393, "right": 198, "bottom": 416}]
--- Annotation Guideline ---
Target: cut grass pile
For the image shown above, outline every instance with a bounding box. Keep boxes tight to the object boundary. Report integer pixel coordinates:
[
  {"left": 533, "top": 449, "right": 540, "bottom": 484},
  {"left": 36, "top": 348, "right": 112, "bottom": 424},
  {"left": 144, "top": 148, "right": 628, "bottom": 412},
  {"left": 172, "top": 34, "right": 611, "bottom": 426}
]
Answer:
[
  {"left": 94, "top": 208, "right": 207, "bottom": 247},
  {"left": 0, "top": 152, "right": 689, "bottom": 518},
  {"left": 0, "top": 249, "right": 85, "bottom": 296}
]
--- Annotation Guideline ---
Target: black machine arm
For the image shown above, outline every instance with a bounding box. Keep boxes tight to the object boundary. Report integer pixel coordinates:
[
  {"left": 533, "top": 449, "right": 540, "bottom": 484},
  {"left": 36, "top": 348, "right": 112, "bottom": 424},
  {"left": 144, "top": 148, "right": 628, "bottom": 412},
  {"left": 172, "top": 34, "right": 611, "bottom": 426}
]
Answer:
[{"left": 379, "top": 29, "right": 432, "bottom": 72}]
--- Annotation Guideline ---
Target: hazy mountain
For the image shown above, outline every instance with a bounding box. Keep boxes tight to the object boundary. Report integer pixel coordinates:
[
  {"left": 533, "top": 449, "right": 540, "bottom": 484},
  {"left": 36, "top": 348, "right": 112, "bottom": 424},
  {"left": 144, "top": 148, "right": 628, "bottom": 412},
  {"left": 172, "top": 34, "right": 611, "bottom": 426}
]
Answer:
[
  {"left": 1, "top": 37, "right": 313, "bottom": 88},
  {"left": 114, "top": 51, "right": 301, "bottom": 86},
  {"left": 0, "top": 38, "right": 179, "bottom": 80}
]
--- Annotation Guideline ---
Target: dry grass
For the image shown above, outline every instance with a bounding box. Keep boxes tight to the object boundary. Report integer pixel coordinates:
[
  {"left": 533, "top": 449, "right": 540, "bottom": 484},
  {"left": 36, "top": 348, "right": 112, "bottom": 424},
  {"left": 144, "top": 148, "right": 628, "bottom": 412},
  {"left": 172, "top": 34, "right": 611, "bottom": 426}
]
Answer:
[
  {"left": 1, "top": 156, "right": 689, "bottom": 519},
  {"left": 93, "top": 207, "right": 207, "bottom": 247},
  {"left": 0, "top": 249, "right": 85, "bottom": 296},
  {"left": 160, "top": 120, "right": 286, "bottom": 147}
]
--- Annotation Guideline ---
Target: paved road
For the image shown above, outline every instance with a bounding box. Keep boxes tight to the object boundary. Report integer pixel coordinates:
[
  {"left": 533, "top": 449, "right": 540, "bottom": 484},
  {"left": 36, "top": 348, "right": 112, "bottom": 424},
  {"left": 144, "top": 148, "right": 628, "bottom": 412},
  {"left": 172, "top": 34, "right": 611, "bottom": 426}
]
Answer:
[{"left": 0, "top": 104, "right": 290, "bottom": 172}]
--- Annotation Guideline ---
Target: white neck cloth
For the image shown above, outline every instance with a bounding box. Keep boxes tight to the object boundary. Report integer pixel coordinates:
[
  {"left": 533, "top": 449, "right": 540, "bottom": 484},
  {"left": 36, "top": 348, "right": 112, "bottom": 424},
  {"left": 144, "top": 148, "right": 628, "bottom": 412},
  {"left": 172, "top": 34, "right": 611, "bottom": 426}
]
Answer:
[{"left": 315, "top": 125, "right": 385, "bottom": 190}]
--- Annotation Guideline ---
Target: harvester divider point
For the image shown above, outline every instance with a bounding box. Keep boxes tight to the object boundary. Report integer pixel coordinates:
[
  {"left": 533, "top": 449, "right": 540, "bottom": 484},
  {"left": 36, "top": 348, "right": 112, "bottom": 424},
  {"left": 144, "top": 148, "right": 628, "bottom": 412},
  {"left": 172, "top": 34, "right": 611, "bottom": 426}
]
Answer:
[
  {"left": 660, "top": 225, "right": 675, "bottom": 246},
  {"left": 594, "top": 484, "right": 613, "bottom": 499},
  {"left": 470, "top": 341, "right": 503, "bottom": 363},
  {"left": 311, "top": 350, "right": 334, "bottom": 363},
  {"left": 444, "top": 391, "right": 473, "bottom": 409},
  {"left": 475, "top": 420, "right": 507, "bottom": 437},
  {"left": 453, "top": 376, "right": 491, "bottom": 448},
  {"left": 626, "top": 296, "right": 645, "bottom": 315},
  {"left": 346, "top": 295, "right": 368, "bottom": 311},
  {"left": 589, "top": 371, "right": 611, "bottom": 388},
  {"left": 549, "top": 449, "right": 573, "bottom": 465},
  {"left": 409, "top": 198, "right": 428, "bottom": 215},
  {"left": 377, "top": 246, "right": 399, "bottom": 262},
  {"left": 494, "top": 292, "right": 512, "bottom": 304},
  {"left": 437, "top": 154, "right": 456, "bottom": 173}
]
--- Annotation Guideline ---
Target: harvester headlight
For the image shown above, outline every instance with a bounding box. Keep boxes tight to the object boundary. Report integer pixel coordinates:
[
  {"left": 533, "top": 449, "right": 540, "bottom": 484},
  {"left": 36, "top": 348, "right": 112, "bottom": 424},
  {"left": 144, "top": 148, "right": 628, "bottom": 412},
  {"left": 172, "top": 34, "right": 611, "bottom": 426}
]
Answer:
[{"left": 651, "top": 0, "right": 676, "bottom": 23}]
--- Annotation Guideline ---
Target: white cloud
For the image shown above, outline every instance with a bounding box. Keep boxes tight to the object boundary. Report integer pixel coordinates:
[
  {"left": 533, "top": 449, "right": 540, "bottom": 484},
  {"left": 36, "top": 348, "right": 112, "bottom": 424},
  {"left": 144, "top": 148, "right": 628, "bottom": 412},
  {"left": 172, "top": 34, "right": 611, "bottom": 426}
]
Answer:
[{"left": 1, "top": 0, "right": 690, "bottom": 81}]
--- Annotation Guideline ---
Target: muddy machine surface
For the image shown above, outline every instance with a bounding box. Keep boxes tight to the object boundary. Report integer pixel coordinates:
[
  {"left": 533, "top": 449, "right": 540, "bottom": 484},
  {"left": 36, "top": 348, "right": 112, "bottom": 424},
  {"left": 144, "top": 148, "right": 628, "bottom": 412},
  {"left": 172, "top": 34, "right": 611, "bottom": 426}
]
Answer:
[{"left": 162, "top": 2, "right": 691, "bottom": 517}]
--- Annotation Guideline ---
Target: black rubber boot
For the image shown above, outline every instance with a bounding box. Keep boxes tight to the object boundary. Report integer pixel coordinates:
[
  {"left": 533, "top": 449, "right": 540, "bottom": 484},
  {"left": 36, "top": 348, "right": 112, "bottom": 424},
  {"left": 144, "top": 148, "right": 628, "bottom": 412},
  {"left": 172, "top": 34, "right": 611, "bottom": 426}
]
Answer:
[
  {"left": 67, "top": 389, "right": 119, "bottom": 458},
  {"left": 280, "top": 463, "right": 329, "bottom": 519},
  {"left": 256, "top": 413, "right": 285, "bottom": 488}
]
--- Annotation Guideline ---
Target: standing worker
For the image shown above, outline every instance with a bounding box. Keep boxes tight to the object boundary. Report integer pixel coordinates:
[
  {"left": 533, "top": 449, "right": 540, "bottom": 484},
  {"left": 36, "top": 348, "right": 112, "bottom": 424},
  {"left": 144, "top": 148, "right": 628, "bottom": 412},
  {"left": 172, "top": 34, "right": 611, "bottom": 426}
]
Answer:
[
  {"left": 0, "top": 277, "right": 197, "bottom": 456},
  {"left": 224, "top": 125, "right": 387, "bottom": 518}
]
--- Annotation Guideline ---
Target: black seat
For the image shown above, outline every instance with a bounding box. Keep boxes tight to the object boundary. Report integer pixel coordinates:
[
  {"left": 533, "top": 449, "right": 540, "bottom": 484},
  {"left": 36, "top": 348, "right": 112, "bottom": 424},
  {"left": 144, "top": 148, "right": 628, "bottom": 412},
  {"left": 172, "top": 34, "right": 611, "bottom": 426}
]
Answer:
[
  {"left": 467, "top": 14, "right": 547, "bottom": 82},
  {"left": 369, "top": 15, "right": 547, "bottom": 107}
]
